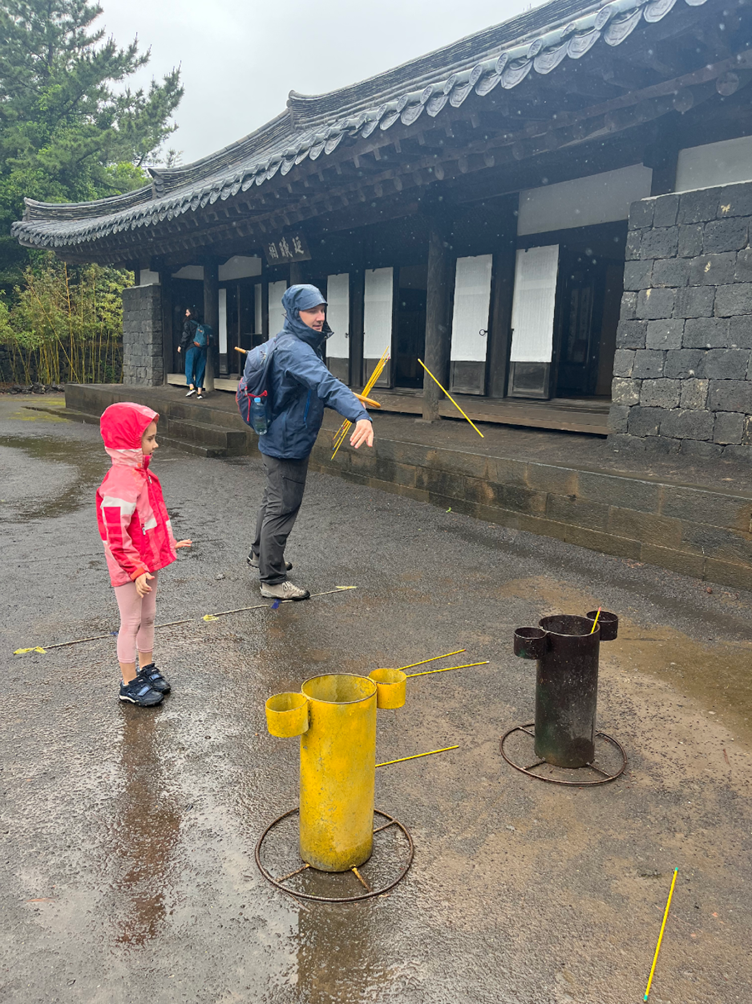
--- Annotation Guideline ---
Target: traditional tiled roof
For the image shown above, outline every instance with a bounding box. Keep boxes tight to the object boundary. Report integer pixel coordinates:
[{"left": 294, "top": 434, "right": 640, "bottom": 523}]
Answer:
[{"left": 12, "top": 0, "right": 711, "bottom": 251}]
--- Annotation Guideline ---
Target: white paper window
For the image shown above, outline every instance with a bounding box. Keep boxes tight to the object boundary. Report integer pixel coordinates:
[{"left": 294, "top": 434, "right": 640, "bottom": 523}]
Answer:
[
  {"left": 268, "top": 280, "right": 288, "bottom": 335},
  {"left": 218, "top": 288, "right": 227, "bottom": 355},
  {"left": 254, "top": 283, "right": 262, "bottom": 335},
  {"left": 517, "top": 165, "right": 652, "bottom": 236},
  {"left": 675, "top": 136, "right": 752, "bottom": 192},
  {"left": 363, "top": 268, "right": 393, "bottom": 358},
  {"left": 509, "top": 246, "right": 560, "bottom": 363},
  {"left": 326, "top": 274, "right": 349, "bottom": 359},
  {"left": 450, "top": 255, "right": 493, "bottom": 363}
]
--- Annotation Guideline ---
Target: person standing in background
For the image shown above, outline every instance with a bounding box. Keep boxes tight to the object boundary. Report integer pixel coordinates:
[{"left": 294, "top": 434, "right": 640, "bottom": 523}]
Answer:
[{"left": 177, "top": 307, "right": 207, "bottom": 399}]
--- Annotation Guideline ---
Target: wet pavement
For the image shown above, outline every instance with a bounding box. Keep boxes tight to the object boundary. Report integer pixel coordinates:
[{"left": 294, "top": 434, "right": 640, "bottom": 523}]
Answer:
[{"left": 1, "top": 394, "right": 751, "bottom": 1004}]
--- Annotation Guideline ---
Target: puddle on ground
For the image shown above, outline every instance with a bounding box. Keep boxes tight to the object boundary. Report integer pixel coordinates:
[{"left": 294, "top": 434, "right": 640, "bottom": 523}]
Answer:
[
  {"left": 0, "top": 434, "right": 107, "bottom": 522},
  {"left": 499, "top": 575, "right": 752, "bottom": 741}
]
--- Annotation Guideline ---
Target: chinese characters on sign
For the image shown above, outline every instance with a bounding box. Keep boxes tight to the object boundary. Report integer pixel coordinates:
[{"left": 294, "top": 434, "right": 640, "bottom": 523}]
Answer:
[{"left": 264, "top": 232, "right": 311, "bottom": 266}]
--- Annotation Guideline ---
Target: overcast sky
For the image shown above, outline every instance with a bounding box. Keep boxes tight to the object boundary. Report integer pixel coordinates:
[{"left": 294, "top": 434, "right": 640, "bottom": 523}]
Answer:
[{"left": 100, "top": 0, "right": 547, "bottom": 166}]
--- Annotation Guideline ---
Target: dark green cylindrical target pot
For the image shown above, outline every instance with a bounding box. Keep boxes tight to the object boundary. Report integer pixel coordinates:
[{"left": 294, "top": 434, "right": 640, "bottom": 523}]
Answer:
[{"left": 514, "top": 611, "right": 618, "bottom": 768}]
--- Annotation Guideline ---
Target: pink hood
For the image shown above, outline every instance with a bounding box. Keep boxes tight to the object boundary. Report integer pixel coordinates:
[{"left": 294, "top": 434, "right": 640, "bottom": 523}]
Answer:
[{"left": 100, "top": 402, "right": 158, "bottom": 470}]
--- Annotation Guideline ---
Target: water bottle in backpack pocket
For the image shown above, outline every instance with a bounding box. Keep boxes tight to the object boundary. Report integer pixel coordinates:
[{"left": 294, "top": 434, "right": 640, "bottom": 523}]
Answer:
[{"left": 237, "top": 337, "right": 277, "bottom": 434}]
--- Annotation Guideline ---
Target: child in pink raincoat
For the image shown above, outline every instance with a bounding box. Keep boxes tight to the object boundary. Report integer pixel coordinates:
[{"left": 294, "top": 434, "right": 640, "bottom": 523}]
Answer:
[{"left": 97, "top": 402, "right": 191, "bottom": 706}]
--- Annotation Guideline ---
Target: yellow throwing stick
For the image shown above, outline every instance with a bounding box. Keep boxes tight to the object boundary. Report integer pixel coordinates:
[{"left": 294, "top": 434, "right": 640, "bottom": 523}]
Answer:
[
  {"left": 418, "top": 358, "right": 484, "bottom": 437},
  {"left": 396, "top": 649, "right": 466, "bottom": 671},
  {"left": 643, "top": 868, "right": 678, "bottom": 1001},
  {"left": 406, "top": 660, "right": 489, "bottom": 678},
  {"left": 332, "top": 346, "right": 390, "bottom": 459},
  {"left": 590, "top": 607, "right": 602, "bottom": 634},
  {"left": 354, "top": 392, "right": 381, "bottom": 408},
  {"left": 376, "top": 745, "right": 459, "bottom": 768}
]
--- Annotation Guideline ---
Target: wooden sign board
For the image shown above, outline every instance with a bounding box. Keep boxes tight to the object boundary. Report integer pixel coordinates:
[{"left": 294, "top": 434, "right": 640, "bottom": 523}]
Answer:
[{"left": 264, "top": 232, "right": 311, "bottom": 266}]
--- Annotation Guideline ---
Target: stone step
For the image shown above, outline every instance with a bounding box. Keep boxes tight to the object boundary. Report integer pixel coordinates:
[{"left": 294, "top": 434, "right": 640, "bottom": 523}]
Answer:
[{"left": 162, "top": 417, "right": 249, "bottom": 454}]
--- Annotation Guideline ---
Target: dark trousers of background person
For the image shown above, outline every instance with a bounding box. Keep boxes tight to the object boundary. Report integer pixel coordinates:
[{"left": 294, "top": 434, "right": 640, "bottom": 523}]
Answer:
[
  {"left": 252, "top": 456, "right": 309, "bottom": 584},
  {"left": 184, "top": 345, "right": 207, "bottom": 389}
]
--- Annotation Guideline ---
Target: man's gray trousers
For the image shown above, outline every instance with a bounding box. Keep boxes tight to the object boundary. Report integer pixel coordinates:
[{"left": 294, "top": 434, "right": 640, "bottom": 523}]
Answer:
[{"left": 252, "top": 455, "right": 309, "bottom": 584}]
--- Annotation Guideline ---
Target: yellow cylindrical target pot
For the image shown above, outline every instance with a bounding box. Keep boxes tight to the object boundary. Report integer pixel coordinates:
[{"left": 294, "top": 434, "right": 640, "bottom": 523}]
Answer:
[{"left": 299, "top": 674, "right": 377, "bottom": 872}]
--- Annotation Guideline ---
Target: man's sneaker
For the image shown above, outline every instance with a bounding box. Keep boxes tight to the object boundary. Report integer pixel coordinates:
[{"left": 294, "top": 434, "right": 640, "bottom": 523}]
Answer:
[
  {"left": 139, "top": 663, "right": 171, "bottom": 694},
  {"left": 260, "top": 581, "right": 310, "bottom": 601},
  {"left": 119, "top": 676, "right": 163, "bottom": 707},
  {"left": 247, "top": 551, "right": 292, "bottom": 571},
  {"left": 185, "top": 388, "right": 196, "bottom": 397}
]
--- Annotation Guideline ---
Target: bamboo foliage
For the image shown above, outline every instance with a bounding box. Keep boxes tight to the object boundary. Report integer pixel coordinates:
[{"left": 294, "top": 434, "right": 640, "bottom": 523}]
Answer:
[{"left": 0, "top": 257, "right": 133, "bottom": 385}]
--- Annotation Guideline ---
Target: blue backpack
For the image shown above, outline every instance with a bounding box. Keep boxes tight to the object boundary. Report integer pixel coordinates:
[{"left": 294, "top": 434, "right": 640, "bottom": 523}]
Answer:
[
  {"left": 193, "top": 323, "right": 211, "bottom": 348},
  {"left": 236, "top": 336, "right": 278, "bottom": 430}
]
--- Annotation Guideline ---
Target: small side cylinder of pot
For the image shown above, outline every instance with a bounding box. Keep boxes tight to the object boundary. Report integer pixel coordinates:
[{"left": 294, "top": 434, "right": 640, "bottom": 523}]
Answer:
[
  {"left": 513, "top": 627, "right": 548, "bottom": 660},
  {"left": 265, "top": 692, "right": 309, "bottom": 737},
  {"left": 368, "top": 668, "right": 407, "bottom": 709}
]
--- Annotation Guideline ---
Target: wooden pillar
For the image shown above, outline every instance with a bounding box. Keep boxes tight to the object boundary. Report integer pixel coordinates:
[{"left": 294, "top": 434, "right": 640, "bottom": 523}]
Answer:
[
  {"left": 203, "top": 256, "right": 219, "bottom": 391},
  {"left": 290, "top": 261, "right": 304, "bottom": 285},
  {"left": 159, "top": 270, "right": 174, "bottom": 385},
  {"left": 422, "top": 219, "right": 453, "bottom": 422},
  {"left": 487, "top": 245, "right": 516, "bottom": 399},
  {"left": 349, "top": 270, "right": 365, "bottom": 389}
]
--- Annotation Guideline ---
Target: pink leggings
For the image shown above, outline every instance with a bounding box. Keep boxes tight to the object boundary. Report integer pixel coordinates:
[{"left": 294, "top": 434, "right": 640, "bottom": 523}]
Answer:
[{"left": 113, "top": 573, "right": 158, "bottom": 663}]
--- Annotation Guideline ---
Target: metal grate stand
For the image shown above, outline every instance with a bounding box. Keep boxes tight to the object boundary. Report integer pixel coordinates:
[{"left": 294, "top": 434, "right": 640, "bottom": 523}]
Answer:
[{"left": 500, "top": 723, "right": 627, "bottom": 786}]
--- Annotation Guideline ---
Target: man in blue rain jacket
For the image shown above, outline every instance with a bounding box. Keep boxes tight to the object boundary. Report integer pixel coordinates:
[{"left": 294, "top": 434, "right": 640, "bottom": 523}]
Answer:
[{"left": 248, "top": 284, "right": 374, "bottom": 600}]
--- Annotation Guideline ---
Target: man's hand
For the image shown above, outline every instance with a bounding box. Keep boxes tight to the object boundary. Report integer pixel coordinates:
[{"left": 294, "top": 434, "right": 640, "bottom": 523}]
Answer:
[
  {"left": 175, "top": 539, "right": 192, "bottom": 548},
  {"left": 177, "top": 346, "right": 181, "bottom": 353},
  {"left": 135, "top": 572, "right": 154, "bottom": 597},
  {"left": 350, "top": 419, "right": 374, "bottom": 449}
]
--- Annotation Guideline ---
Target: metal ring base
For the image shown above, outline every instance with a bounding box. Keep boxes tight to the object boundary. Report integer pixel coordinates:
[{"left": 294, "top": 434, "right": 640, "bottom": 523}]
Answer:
[
  {"left": 255, "top": 808, "right": 414, "bottom": 903},
  {"left": 500, "top": 723, "right": 627, "bottom": 786}
]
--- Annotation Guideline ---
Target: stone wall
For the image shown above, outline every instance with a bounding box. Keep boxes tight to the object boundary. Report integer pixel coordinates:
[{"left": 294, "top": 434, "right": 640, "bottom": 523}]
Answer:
[
  {"left": 122, "top": 284, "right": 164, "bottom": 386},
  {"left": 609, "top": 182, "right": 752, "bottom": 460}
]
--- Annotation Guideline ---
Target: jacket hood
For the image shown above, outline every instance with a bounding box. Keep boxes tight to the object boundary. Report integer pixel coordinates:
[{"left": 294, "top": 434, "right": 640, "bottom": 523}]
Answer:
[
  {"left": 281, "top": 284, "right": 329, "bottom": 349},
  {"left": 100, "top": 402, "right": 158, "bottom": 450}
]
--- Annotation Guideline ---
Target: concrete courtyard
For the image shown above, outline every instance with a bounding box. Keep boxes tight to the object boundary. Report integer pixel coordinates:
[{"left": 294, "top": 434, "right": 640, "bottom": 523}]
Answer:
[{"left": 1, "top": 395, "right": 751, "bottom": 1004}]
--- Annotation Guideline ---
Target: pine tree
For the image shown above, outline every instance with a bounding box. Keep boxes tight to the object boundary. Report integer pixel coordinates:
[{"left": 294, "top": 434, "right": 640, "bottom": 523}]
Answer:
[{"left": 0, "top": 1, "right": 183, "bottom": 284}]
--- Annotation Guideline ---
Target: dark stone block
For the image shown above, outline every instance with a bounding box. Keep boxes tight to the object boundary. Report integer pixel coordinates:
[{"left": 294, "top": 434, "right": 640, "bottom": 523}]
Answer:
[
  {"left": 722, "top": 444, "right": 752, "bottom": 463},
  {"left": 608, "top": 506, "right": 683, "bottom": 546},
  {"left": 680, "top": 379, "right": 709, "bottom": 410},
  {"left": 716, "top": 183, "right": 752, "bottom": 219},
  {"left": 647, "top": 318, "right": 684, "bottom": 349},
  {"left": 674, "top": 286, "right": 715, "bottom": 319},
  {"left": 728, "top": 315, "right": 752, "bottom": 348},
  {"left": 622, "top": 260, "right": 653, "bottom": 291},
  {"left": 545, "top": 494, "right": 610, "bottom": 530},
  {"left": 633, "top": 350, "right": 665, "bottom": 379},
  {"left": 664, "top": 349, "right": 705, "bottom": 379},
  {"left": 636, "top": 288, "right": 675, "bottom": 320},
  {"left": 609, "top": 433, "right": 646, "bottom": 453},
  {"left": 643, "top": 435, "right": 681, "bottom": 455},
  {"left": 577, "top": 470, "right": 660, "bottom": 512},
  {"left": 628, "top": 405, "right": 664, "bottom": 437},
  {"left": 736, "top": 248, "right": 752, "bottom": 283},
  {"left": 653, "top": 194, "right": 680, "bottom": 228},
  {"left": 620, "top": 291, "right": 638, "bottom": 320},
  {"left": 625, "top": 229, "right": 642, "bottom": 260},
  {"left": 608, "top": 403, "right": 630, "bottom": 434},
  {"left": 629, "top": 200, "right": 654, "bottom": 230},
  {"left": 660, "top": 408, "right": 714, "bottom": 441},
  {"left": 677, "top": 224, "right": 704, "bottom": 258},
  {"left": 688, "top": 252, "right": 737, "bottom": 285},
  {"left": 611, "top": 378, "right": 642, "bottom": 406},
  {"left": 683, "top": 317, "right": 729, "bottom": 348},
  {"left": 616, "top": 319, "right": 647, "bottom": 349},
  {"left": 701, "top": 348, "right": 750, "bottom": 379},
  {"left": 640, "top": 543, "right": 707, "bottom": 579},
  {"left": 678, "top": 438, "right": 723, "bottom": 459},
  {"left": 682, "top": 522, "right": 752, "bottom": 565},
  {"left": 703, "top": 218, "right": 749, "bottom": 254},
  {"left": 612, "top": 349, "right": 635, "bottom": 377},
  {"left": 679, "top": 188, "right": 720, "bottom": 224},
  {"left": 715, "top": 283, "right": 752, "bottom": 317},
  {"left": 714, "top": 411, "right": 745, "bottom": 445},
  {"left": 708, "top": 379, "right": 752, "bottom": 413},
  {"left": 640, "top": 379, "right": 680, "bottom": 409},
  {"left": 744, "top": 416, "right": 752, "bottom": 446},
  {"left": 641, "top": 227, "right": 679, "bottom": 260},
  {"left": 661, "top": 484, "right": 751, "bottom": 530},
  {"left": 652, "top": 258, "right": 689, "bottom": 287}
]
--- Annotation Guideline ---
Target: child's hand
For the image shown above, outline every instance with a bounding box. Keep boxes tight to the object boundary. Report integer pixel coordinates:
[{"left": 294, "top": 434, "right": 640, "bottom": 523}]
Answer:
[
  {"left": 135, "top": 572, "right": 154, "bottom": 597},
  {"left": 175, "top": 539, "right": 192, "bottom": 549}
]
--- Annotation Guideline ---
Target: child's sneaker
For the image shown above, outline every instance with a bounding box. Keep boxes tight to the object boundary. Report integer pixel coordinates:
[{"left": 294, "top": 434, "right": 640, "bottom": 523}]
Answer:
[
  {"left": 119, "top": 676, "right": 163, "bottom": 707},
  {"left": 138, "top": 663, "right": 171, "bottom": 694}
]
